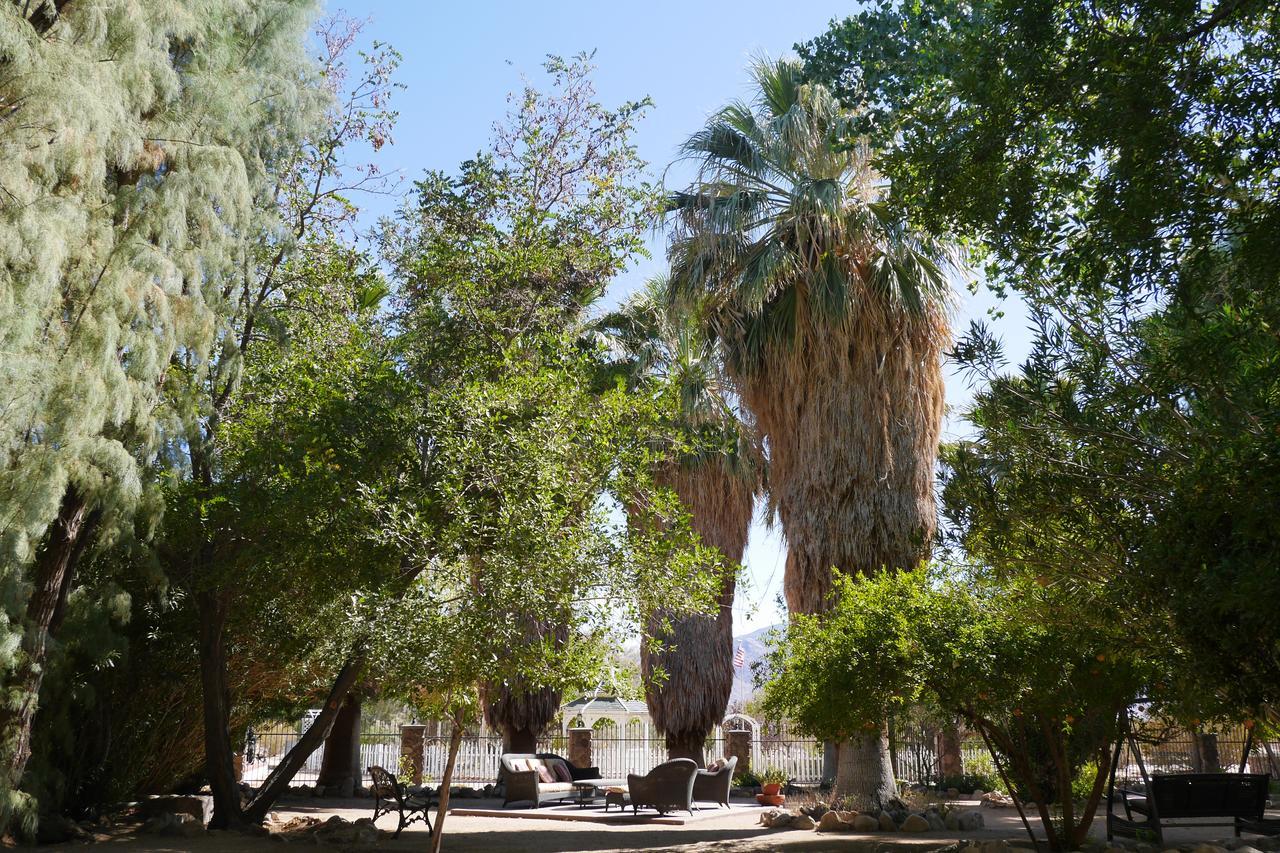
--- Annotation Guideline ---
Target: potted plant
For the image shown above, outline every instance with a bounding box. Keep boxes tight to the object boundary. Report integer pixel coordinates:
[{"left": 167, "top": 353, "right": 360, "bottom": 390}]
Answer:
[{"left": 757, "top": 767, "right": 788, "bottom": 805}]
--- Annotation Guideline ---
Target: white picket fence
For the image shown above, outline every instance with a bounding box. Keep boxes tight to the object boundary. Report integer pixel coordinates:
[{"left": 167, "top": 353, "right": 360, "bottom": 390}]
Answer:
[{"left": 242, "top": 716, "right": 831, "bottom": 788}]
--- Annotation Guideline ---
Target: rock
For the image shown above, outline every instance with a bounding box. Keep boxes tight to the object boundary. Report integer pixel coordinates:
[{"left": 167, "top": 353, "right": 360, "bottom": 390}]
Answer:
[
  {"left": 978, "top": 841, "right": 1011, "bottom": 853},
  {"left": 801, "top": 801, "right": 830, "bottom": 819},
  {"left": 927, "top": 810, "right": 947, "bottom": 831},
  {"left": 141, "top": 812, "right": 204, "bottom": 838},
  {"left": 879, "top": 811, "right": 899, "bottom": 831},
  {"left": 947, "top": 787, "right": 962, "bottom": 797},
  {"left": 852, "top": 813, "right": 880, "bottom": 832},
  {"left": 759, "top": 808, "right": 788, "bottom": 828},
  {"left": 138, "top": 793, "right": 214, "bottom": 826},
  {"left": 837, "top": 810, "right": 859, "bottom": 822},
  {"left": 791, "top": 815, "right": 816, "bottom": 830},
  {"left": 957, "top": 810, "right": 985, "bottom": 831},
  {"left": 980, "top": 790, "right": 1017, "bottom": 808},
  {"left": 901, "top": 813, "right": 932, "bottom": 832},
  {"left": 1190, "top": 846, "right": 1227, "bottom": 853},
  {"left": 973, "top": 788, "right": 986, "bottom": 797},
  {"left": 817, "top": 812, "right": 852, "bottom": 832},
  {"left": 946, "top": 810, "right": 961, "bottom": 831}
]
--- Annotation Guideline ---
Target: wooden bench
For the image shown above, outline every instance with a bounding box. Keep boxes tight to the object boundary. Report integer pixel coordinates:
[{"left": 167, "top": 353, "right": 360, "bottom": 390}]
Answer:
[
  {"left": 367, "top": 765, "right": 433, "bottom": 838},
  {"left": 1108, "top": 773, "right": 1279, "bottom": 844}
]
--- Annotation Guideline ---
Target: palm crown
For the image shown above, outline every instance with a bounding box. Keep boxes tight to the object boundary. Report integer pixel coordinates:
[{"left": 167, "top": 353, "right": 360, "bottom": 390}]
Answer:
[{"left": 666, "top": 57, "right": 958, "bottom": 376}]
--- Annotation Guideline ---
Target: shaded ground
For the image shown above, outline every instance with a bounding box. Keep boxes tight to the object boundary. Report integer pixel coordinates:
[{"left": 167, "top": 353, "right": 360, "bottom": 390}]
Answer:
[{"left": 43, "top": 795, "right": 1276, "bottom": 852}]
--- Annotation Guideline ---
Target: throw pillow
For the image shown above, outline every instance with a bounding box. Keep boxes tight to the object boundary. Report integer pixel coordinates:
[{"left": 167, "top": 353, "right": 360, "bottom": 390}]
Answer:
[
  {"left": 552, "top": 760, "right": 573, "bottom": 783},
  {"left": 707, "top": 759, "right": 723, "bottom": 772},
  {"left": 535, "top": 764, "right": 556, "bottom": 784},
  {"left": 509, "top": 758, "right": 528, "bottom": 772}
]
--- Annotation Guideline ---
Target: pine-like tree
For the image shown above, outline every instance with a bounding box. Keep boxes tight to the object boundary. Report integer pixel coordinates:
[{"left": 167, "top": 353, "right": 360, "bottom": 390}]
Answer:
[{"left": 0, "top": 1, "right": 323, "bottom": 834}]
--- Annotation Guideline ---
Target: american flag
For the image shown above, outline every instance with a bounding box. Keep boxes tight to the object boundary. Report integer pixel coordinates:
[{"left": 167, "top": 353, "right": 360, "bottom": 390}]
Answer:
[{"left": 733, "top": 645, "right": 746, "bottom": 669}]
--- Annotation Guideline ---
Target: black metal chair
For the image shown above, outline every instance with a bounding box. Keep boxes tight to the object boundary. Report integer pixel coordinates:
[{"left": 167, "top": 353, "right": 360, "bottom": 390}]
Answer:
[{"left": 367, "top": 765, "right": 433, "bottom": 837}]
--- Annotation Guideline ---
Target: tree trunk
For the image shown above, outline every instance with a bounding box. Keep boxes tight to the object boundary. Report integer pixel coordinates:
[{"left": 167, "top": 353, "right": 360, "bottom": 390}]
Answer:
[
  {"left": 242, "top": 654, "right": 366, "bottom": 823},
  {"left": 665, "top": 730, "right": 705, "bottom": 767},
  {"left": 198, "top": 588, "right": 250, "bottom": 830},
  {"left": 2, "top": 486, "right": 100, "bottom": 789},
  {"left": 317, "top": 692, "right": 362, "bottom": 795},
  {"left": 430, "top": 718, "right": 464, "bottom": 853},
  {"left": 938, "top": 720, "right": 964, "bottom": 780},
  {"left": 1195, "top": 732, "right": 1221, "bottom": 773},
  {"left": 505, "top": 728, "right": 538, "bottom": 755},
  {"left": 834, "top": 727, "right": 897, "bottom": 811}
]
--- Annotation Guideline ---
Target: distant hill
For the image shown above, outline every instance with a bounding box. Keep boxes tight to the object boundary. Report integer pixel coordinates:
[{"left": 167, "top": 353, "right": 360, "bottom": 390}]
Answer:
[{"left": 727, "top": 623, "right": 782, "bottom": 710}]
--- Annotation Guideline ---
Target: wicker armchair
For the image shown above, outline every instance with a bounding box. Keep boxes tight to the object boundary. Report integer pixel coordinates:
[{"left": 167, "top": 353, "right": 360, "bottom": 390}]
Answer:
[
  {"left": 693, "top": 755, "right": 737, "bottom": 808},
  {"left": 626, "top": 758, "right": 697, "bottom": 815}
]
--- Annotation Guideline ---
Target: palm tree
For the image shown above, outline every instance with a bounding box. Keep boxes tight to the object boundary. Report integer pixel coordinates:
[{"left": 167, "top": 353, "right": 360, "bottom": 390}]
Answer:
[
  {"left": 666, "top": 57, "right": 956, "bottom": 806},
  {"left": 594, "top": 280, "right": 761, "bottom": 764}
]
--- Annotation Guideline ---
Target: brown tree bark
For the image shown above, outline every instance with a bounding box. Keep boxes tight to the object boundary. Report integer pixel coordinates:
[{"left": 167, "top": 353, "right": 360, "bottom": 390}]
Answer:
[
  {"left": 1195, "top": 731, "right": 1221, "bottom": 772},
  {"left": 664, "top": 730, "right": 706, "bottom": 767},
  {"left": 938, "top": 720, "right": 964, "bottom": 780},
  {"left": 505, "top": 728, "right": 538, "bottom": 755},
  {"left": 198, "top": 587, "right": 250, "bottom": 830},
  {"left": 430, "top": 716, "right": 464, "bottom": 853},
  {"left": 2, "top": 485, "right": 100, "bottom": 789},
  {"left": 834, "top": 728, "right": 897, "bottom": 811},
  {"left": 242, "top": 654, "right": 366, "bottom": 824},
  {"left": 316, "top": 692, "right": 362, "bottom": 794}
]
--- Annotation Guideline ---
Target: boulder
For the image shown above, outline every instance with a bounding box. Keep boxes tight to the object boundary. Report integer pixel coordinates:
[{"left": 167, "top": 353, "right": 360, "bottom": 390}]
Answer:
[
  {"left": 801, "top": 802, "right": 830, "bottom": 819},
  {"left": 946, "top": 810, "right": 962, "bottom": 831},
  {"left": 926, "top": 809, "right": 947, "bottom": 831},
  {"left": 852, "top": 813, "right": 880, "bottom": 832},
  {"left": 1190, "top": 846, "right": 1228, "bottom": 853},
  {"left": 947, "top": 787, "right": 962, "bottom": 797},
  {"left": 817, "top": 812, "right": 852, "bottom": 832},
  {"left": 837, "top": 810, "right": 859, "bottom": 822},
  {"left": 901, "top": 813, "right": 932, "bottom": 832},
  {"left": 957, "top": 810, "right": 985, "bottom": 831},
  {"left": 879, "top": 811, "right": 899, "bottom": 831},
  {"left": 791, "top": 815, "right": 816, "bottom": 830},
  {"left": 973, "top": 789, "right": 986, "bottom": 797}
]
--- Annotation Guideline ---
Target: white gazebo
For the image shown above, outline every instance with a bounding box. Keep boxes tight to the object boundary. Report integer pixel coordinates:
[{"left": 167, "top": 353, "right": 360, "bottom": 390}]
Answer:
[{"left": 561, "top": 694, "right": 651, "bottom": 738}]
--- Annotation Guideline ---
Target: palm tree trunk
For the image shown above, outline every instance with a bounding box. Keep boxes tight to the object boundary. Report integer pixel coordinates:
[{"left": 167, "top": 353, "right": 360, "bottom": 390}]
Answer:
[{"left": 835, "top": 727, "right": 897, "bottom": 811}]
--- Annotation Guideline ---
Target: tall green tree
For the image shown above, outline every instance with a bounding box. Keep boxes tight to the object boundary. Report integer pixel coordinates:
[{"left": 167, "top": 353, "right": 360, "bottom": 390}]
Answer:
[
  {"left": 593, "top": 279, "right": 761, "bottom": 764},
  {"left": 666, "top": 57, "right": 957, "bottom": 806},
  {"left": 380, "top": 51, "right": 657, "bottom": 755},
  {"left": 0, "top": 1, "right": 324, "bottom": 834}
]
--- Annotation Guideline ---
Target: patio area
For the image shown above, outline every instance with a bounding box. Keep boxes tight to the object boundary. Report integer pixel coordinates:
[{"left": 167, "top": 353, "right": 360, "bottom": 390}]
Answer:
[{"left": 41, "top": 794, "right": 1280, "bottom": 852}]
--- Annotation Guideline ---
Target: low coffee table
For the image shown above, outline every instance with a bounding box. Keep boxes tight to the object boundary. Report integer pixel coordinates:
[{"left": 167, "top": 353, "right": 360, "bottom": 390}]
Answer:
[{"left": 570, "top": 778, "right": 627, "bottom": 808}]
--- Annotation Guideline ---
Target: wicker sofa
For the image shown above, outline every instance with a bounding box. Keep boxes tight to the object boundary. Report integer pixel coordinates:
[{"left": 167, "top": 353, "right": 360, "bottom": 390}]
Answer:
[
  {"left": 499, "top": 753, "right": 601, "bottom": 807},
  {"left": 693, "top": 755, "right": 737, "bottom": 808},
  {"left": 626, "top": 758, "right": 698, "bottom": 815}
]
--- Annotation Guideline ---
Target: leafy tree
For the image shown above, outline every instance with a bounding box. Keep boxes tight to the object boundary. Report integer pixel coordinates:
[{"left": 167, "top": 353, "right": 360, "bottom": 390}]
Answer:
[
  {"left": 0, "top": 1, "right": 325, "bottom": 834},
  {"left": 379, "top": 51, "right": 659, "bottom": 755},
  {"left": 665, "top": 56, "right": 958, "bottom": 806},
  {"left": 802, "top": 1, "right": 1280, "bottom": 713},
  {"left": 761, "top": 568, "right": 1155, "bottom": 851}
]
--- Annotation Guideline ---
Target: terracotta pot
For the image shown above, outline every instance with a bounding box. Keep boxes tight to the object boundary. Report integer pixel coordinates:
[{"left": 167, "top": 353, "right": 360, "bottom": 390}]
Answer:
[
  {"left": 761, "top": 782, "right": 782, "bottom": 796},
  {"left": 756, "top": 793, "right": 786, "bottom": 806}
]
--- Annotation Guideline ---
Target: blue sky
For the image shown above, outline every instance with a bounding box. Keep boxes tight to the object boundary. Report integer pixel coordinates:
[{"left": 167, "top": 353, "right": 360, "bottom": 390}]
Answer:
[{"left": 337, "top": 0, "right": 1032, "bottom": 633}]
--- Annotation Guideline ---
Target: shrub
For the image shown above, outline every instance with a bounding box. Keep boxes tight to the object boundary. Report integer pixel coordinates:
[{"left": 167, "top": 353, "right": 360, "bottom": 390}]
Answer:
[{"left": 732, "top": 770, "right": 760, "bottom": 788}]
